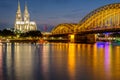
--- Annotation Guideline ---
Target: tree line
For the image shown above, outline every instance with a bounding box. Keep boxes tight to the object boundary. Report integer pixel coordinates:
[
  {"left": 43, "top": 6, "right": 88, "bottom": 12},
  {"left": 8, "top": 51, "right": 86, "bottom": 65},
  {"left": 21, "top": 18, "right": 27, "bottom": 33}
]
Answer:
[{"left": 0, "top": 29, "right": 42, "bottom": 38}]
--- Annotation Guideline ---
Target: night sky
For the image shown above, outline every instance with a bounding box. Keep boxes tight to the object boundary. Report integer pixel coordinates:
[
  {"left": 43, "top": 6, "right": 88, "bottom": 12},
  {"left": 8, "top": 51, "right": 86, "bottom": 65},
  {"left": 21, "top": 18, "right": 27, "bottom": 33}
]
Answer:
[{"left": 0, "top": 0, "right": 120, "bottom": 31}]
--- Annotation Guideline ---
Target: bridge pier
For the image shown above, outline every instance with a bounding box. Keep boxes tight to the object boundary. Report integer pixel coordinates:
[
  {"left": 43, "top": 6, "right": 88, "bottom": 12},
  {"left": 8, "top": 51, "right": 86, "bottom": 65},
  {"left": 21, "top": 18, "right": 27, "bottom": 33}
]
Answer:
[
  {"left": 69, "top": 34, "right": 97, "bottom": 43},
  {"left": 86, "top": 34, "right": 97, "bottom": 43}
]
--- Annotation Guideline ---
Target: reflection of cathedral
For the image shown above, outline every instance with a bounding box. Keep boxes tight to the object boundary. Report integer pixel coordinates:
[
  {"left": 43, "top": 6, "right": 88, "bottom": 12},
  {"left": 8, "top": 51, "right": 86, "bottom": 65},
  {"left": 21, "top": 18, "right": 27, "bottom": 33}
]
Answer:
[{"left": 14, "top": 1, "right": 37, "bottom": 32}]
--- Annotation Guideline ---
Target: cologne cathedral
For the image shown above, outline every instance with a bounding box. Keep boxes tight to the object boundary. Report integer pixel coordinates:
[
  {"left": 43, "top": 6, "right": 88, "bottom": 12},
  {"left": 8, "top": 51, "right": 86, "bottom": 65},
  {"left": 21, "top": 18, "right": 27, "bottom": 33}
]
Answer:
[{"left": 14, "top": 1, "right": 37, "bottom": 32}]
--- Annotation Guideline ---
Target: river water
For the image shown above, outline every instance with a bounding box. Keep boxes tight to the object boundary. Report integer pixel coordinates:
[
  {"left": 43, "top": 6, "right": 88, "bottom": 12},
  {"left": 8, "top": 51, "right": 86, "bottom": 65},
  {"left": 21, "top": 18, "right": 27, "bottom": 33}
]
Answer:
[{"left": 0, "top": 42, "right": 120, "bottom": 80}]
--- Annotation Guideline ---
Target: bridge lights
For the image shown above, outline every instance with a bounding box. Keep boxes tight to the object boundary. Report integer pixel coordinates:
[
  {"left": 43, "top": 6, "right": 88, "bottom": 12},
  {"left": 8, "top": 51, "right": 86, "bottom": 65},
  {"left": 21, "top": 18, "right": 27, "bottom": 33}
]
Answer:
[
  {"left": 70, "top": 35, "right": 75, "bottom": 39},
  {"left": 70, "top": 34, "right": 75, "bottom": 43}
]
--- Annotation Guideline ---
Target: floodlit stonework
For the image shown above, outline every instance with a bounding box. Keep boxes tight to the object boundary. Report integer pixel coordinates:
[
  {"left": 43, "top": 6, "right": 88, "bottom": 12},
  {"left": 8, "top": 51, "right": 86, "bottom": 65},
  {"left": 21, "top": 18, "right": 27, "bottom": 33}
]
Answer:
[{"left": 14, "top": 1, "right": 37, "bottom": 32}]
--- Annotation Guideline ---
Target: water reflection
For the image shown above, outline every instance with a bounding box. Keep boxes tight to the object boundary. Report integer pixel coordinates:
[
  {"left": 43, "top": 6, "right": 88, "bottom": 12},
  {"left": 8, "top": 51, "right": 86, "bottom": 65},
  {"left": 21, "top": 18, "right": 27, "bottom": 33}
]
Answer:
[
  {"left": 0, "top": 43, "right": 3, "bottom": 80},
  {"left": 1, "top": 42, "right": 120, "bottom": 80},
  {"left": 41, "top": 43, "right": 50, "bottom": 80},
  {"left": 68, "top": 43, "right": 76, "bottom": 80},
  {"left": 104, "top": 43, "right": 111, "bottom": 79},
  {"left": 14, "top": 43, "right": 33, "bottom": 80},
  {"left": 1, "top": 43, "right": 35, "bottom": 80},
  {"left": 92, "top": 42, "right": 112, "bottom": 80}
]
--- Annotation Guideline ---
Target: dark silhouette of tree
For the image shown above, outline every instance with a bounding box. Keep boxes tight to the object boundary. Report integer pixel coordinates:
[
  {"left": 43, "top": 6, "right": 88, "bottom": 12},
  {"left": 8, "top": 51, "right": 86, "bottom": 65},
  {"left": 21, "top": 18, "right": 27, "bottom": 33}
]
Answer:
[
  {"left": 20, "top": 30, "right": 42, "bottom": 37},
  {"left": 0, "top": 29, "right": 15, "bottom": 37}
]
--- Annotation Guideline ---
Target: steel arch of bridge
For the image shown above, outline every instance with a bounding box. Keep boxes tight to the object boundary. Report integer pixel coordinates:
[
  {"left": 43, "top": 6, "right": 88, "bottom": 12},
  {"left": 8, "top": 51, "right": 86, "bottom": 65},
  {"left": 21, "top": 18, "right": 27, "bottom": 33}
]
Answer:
[
  {"left": 77, "top": 3, "right": 120, "bottom": 32},
  {"left": 52, "top": 3, "right": 120, "bottom": 34},
  {"left": 52, "top": 23, "right": 77, "bottom": 34}
]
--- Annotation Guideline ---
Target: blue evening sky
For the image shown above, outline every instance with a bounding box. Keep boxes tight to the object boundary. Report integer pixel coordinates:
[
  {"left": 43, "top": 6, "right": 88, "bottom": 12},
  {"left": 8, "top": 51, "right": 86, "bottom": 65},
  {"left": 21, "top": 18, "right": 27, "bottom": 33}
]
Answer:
[{"left": 0, "top": 0, "right": 120, "bottom": 31}]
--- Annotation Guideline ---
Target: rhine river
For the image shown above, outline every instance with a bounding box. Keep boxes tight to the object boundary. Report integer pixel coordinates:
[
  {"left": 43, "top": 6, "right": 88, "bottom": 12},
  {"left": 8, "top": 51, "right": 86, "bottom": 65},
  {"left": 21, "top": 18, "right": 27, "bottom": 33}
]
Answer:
[{"left": 0, "top": 42, "right": 120, "bottom": 80}]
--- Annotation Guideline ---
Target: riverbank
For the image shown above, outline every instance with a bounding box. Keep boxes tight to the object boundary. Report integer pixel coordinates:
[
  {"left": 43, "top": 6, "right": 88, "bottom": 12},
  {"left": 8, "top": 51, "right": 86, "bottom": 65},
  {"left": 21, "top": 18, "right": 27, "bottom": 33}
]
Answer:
[{"left": 0, "top": 38, "right": 39, "bottom": 43}]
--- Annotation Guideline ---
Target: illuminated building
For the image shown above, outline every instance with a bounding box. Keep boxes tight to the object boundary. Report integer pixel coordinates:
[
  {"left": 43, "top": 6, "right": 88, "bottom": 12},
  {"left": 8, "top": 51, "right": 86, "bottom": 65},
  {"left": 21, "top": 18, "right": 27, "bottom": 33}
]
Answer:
[{"left": 14, "top": 1, "right": 37, "bottom": 33}]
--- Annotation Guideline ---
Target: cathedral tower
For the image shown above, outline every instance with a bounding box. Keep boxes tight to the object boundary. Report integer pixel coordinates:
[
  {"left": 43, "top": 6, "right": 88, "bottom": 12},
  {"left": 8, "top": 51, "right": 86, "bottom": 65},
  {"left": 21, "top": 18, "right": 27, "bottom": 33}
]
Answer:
[
  {"left": 16, "top": 1, "right": 22, "bottom": 21},
  {"left": 24, "top": 3, "right": 30, "bottom": 22},
  {"left": 15, "top": 1, "right": 22, "bottom": 30},
  {"left": 24, "top": 3, "right": 30, "bottom": 31}
]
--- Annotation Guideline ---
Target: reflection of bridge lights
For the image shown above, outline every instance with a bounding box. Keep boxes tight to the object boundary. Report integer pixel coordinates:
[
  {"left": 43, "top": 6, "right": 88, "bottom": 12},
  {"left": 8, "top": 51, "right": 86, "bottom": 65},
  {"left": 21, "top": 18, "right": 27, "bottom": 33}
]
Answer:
[
  {"left": 97, "top": 42, "right": 111, "bottom": 48},
  {"left": 104, "top": 32, "right": 110, "bottom": 35},
  {"left": 68, "top": 43, "right": 75, "bottom": 80},
  {"left": 96, "top": 42, "right": 106, "bottom": 48}
]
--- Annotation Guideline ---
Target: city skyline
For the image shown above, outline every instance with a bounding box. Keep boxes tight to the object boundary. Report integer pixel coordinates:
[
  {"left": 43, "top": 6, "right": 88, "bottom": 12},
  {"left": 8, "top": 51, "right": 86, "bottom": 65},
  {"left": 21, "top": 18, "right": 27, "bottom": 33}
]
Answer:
[{"left": 0, "top": 0, "right": 120, "bottom": 31}]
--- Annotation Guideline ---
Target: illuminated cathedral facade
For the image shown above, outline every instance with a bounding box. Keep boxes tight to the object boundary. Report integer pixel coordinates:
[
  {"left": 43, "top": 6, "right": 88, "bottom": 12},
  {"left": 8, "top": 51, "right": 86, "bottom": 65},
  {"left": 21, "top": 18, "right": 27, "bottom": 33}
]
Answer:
[{"left": 14, "top": 1, "right": 37, "bottom": 32}]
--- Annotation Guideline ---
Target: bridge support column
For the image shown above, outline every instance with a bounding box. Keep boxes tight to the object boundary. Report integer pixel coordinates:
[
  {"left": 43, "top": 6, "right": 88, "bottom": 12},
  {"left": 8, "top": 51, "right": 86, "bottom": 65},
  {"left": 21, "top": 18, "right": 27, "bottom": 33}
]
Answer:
[
  {"left": 69, "top": 34, "right": 75, "bottom": 43},
  {"left": 69, "top": 34, "right": 97, "bottom": 43},
  {"left": 86, "top": 34, "right": 97, "bottom": 43}
]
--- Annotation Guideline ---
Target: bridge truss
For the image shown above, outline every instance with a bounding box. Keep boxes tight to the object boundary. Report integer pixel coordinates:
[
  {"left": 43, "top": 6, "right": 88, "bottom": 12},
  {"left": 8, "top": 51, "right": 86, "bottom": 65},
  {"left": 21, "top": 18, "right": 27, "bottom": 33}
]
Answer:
[{"left": 52, "top": 3, "right": 120, "bottom": 34}]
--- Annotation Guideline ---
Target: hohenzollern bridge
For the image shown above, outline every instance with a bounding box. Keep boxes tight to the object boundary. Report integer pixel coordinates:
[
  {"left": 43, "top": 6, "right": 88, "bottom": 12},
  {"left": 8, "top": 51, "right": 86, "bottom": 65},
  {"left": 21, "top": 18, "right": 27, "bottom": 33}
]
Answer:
[{"left": 48, "top": 3, "right": 120, "bottom": 43}]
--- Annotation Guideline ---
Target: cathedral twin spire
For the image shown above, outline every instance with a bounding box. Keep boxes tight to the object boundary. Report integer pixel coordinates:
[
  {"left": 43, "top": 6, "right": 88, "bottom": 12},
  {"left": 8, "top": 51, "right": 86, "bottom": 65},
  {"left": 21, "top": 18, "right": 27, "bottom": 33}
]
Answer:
[
  {"left": 16, "top": 1, "right": 29, "bottom": 22},
  {"left": 15, "top": 0, "right": 37, "bottom": 32},
  {"left": 17, "top": 1, "right": 21, "bottom": 13}
]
